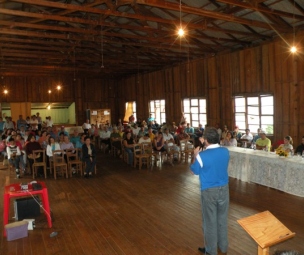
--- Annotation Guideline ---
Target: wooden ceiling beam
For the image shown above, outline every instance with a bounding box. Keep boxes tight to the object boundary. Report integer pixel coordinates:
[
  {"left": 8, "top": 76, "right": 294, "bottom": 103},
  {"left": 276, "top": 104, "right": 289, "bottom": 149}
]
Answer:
[
  {"left": 0, "top": 48, "right": 187, "bottom": 67},
  {"left": 288, "top": 0, "right": 304, "bottom": 16},
  {"left": 0, "top": 9, "right": 223, "bottom": 50},
  {"left": 0, "top": 34, "right": 212, "bottom": 58},
  {"left": 0, "top": 26, "right": 215, "bottom": 55},
  {"left": 216, "top": 0, "right": 304, "bottom": 20},
  {"left": 132, "top": 0, "right": 291, "bottom": 32},
  {"left": 10, "top": 0, "right": 291, "bottom": 32}
]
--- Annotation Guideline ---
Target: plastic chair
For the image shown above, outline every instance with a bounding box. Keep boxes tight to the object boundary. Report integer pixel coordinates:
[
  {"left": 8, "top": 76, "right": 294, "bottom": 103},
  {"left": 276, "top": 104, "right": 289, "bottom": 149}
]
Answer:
[
  {"left": 52, "top": 150, "right": 68, "bottom": 179},
  {"left": 32, "top": 150, "right": 47, "bottom": 179}
]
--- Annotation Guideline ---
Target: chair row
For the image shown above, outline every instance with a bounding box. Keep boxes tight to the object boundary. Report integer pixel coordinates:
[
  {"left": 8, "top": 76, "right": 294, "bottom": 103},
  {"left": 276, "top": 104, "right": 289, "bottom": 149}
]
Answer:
[
  {"left": 32, "top": 148, "right": 96, "bottom": 180},
  {"left": 111, "top": 139, "right": 195, "bottom": 170}
]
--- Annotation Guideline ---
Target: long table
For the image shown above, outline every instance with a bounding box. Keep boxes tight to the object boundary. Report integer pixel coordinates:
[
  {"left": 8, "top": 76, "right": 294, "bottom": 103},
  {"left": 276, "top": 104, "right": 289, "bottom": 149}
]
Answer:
[{"left": 227, "top": 147, "right": 304, "bottom": 197}]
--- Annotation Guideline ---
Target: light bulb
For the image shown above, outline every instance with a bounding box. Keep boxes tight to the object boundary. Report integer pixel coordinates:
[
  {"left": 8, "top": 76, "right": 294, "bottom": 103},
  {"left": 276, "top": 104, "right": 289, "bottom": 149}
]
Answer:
[
  {"left": 3, "top": 89, "right": 8, "bottom": 94},
  {"left": 178, "top": 28, "right": 184, "bottom": 37},
  {"left": 57, "top": 85, "right": 61, "bottom": 90},
  {"left": 290, "top": 46, "right": 297, "bottom": 53},
  {"left": 48, "top": 90, "right": 51, "bottom": 94}
]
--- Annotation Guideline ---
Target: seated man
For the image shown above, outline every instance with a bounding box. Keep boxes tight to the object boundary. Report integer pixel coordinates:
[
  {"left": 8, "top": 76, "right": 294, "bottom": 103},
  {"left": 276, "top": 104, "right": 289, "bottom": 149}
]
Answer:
[
  {"left": 240, "top": 128, "right": 253, "bottom": 144},
  {"left": 138, "top": 133, "right": 151, "bottom": 144},
  {"left": 99, "top": 126, "right": 111, "bottom": 151},
  {"left": 185, "top": 123, "right": 195, "bottom": 138},
  {"left": 256, "top": 130, "right": 271, "bottom": 151},
  {"left": 147, "top": 127, "right": 155, "bottom": 142},
  {"left": 82, "top": 119, "right": 91, "bottom": 134},
  {"left": 176, "top": 129, "right": 190, "bottom": 145},
  {"left": 6, "top": 138, "right": 22, "bottom": 178},
  {"left": 110, "top": 127, "right": 122, "bottom": 154},
  {"left": 60, "top": 126, "right": 69, "bottom": 137},
  {"left": 131, "top": 124, "right": 140, "bottom": 140},
  {"left": 295, "top": 136, "right": 304, "bottom": 154},
  {"left": 163, "top": 128, "right": 180, "bottom": 159},
  {"left": 137, "top": 125, "right": 146, "bottom": 139},
  {"left": 70, "top": 129, "right": 81, "bottom": 147},
  {"left": 233, "top": 125, "right": 242, "bottom": 141},
  {"left": 175, "top": 121, "right": 186, "bottom": 135},
  {"left": 252, "top": 128, "right": 261, "bottom": 142},
  {"left": 194, "top": 124, "right": 204, "bottom": 137}
]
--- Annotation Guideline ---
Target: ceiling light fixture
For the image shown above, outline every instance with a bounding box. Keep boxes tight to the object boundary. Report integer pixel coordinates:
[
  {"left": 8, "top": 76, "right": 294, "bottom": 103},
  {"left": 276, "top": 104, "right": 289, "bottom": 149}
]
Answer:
[
  {"left": 100, "top": 23, "right": 104, "bottom": 69},
  {"left": 73, "top": 47, "right": 76, "bottom": 81},
  {"left": 290, "top": 0, "right": 297, "bottom": 53},
  {"left": 178, "top": 0, "right": 184, "bottom": 37}
]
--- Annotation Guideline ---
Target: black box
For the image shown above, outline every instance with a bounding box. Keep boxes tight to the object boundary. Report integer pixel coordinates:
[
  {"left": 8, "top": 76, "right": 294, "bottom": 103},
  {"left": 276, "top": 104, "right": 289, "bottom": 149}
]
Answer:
[{"left": 14, "top": 197, "right": 40, "bottom": 221}]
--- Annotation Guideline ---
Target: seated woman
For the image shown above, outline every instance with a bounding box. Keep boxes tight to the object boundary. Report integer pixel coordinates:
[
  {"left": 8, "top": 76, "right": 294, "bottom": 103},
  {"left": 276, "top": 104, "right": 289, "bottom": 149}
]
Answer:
[
  {"left": 276, "top": 135, "right": 293, "bottom": 153},
  {"left": 222, "top": 131, "right": 237, "bottom": 147},
  {"left": 153, "top": 131, "right": 166, "bottom": 152},
  {"left": 25, "top": 134, "right": 42, "bottom": 175},
  {"left": 123, "top": 132, "right": 135, "bottom": 166},
  {"left": 138, "top": 133, "right": 151, "bottom": 144},
  {"left": 46, "top": 136, "right": 61, "bottom": 163},
  {"left": 38, "top": 130, "right": 48, "bottom": 147}
]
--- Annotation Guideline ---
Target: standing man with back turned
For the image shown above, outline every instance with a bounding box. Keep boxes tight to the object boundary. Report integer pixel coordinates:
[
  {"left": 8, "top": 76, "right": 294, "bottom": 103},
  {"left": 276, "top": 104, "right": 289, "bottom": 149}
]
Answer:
[{"left": 190, "top": 127, "right": 230, "bottom": 255}]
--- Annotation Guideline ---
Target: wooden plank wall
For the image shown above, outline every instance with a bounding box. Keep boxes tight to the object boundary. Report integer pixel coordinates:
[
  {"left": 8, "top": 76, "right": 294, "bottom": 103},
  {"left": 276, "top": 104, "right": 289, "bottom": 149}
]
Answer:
[
  {"left": 116, "top": 34, "right": 304, "bottom": 144},
  {"left": 1, "top": 33, "right": 304, "bottom": 144}
]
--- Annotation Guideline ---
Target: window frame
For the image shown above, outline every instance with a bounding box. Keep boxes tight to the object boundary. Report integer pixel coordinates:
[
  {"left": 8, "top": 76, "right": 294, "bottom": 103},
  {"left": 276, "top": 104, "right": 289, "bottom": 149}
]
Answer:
[
  {"left": 124, "top": 101, "right": 137, "bottom": 123},
  {"left": 149, "top": 99, "right": 166, "bottom": 124},
  {"left": 182, "top": 97, "right": 207, "bottom": 128},
  {"left": 234, "top": 94, "right": 274, "bottom": 135}
]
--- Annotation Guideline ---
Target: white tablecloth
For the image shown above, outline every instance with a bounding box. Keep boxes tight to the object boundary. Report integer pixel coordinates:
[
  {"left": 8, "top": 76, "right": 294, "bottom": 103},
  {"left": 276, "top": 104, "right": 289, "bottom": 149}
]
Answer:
[{"left": 227, "top": 147, "right": 304, "bottom": 197}]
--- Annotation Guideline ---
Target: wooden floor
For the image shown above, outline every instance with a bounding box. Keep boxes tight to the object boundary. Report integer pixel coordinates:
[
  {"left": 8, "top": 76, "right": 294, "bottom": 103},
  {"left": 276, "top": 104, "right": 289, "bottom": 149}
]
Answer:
[{"left": 0, "top": 151, "right": 304, "bottom": 255}]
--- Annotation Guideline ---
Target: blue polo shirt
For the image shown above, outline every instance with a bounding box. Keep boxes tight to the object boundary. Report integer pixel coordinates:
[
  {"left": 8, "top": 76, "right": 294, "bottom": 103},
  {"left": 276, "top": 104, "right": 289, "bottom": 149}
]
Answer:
[{"left": 190, "top": 145, "right": 229, "bottom": 190}]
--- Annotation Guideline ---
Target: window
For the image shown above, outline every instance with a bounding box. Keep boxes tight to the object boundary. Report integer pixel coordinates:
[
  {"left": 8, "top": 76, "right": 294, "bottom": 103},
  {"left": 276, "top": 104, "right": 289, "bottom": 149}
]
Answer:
[
  {"left": 234, "top": 95, "right": 273, "bottom": 134},
  {"left": 124, "top": 101, "right": 136, "bottom": 123},
  {"left": 149, "top": 100, "right": 166, "bottom": 124},
  {"left": 182, "top": 98, "right": 207, "bottom": 127}
]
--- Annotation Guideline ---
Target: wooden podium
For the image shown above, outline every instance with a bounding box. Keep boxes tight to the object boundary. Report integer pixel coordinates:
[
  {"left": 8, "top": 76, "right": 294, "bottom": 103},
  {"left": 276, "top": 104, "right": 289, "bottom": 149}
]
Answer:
[{"left": 237, "top": 211, "right": 295, "bottom": 255}]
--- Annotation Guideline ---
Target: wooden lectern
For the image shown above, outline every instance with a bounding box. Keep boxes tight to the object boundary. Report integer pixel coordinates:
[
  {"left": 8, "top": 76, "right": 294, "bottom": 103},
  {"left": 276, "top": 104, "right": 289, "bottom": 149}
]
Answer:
[{"left": 237, "top": 211, "right": 295, "bottom": 255}]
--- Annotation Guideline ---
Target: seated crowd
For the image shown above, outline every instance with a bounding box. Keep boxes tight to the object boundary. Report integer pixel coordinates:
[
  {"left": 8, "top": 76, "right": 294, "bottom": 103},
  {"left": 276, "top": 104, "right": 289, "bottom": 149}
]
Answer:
[
  {"left": 1, "top": 113, "right": 304, "bottom": 177},
  {"left": 0, "top": 115, "right": 96, "bottom": 179}
]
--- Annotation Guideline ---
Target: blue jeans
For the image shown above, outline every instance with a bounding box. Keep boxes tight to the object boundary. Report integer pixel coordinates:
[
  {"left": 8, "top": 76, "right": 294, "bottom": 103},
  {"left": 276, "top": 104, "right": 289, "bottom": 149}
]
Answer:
[
  {"left": 9, "top": 156, "right": 21, "bottom": 170},
  {"left": 200, "top": 184, "right": 229, "bottom": 255},
  {"left": 125, "top": 148, "right": 133, "bottom": 166}
]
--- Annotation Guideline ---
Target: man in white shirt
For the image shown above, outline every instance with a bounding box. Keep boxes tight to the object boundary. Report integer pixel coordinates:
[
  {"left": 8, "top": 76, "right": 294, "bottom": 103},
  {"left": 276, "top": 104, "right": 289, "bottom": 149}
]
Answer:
[
  {"left": 45, "top": 116, "right": 53, "bottom": 127},
  {"left": 3, "top": 117, "right": 14, "bottom": 130},
  {"left": 215, "top": 123, "right": 222, "bottom": 138},
  {"left": 82, "top": 119, "right": 91, "bottom": 134},
  {"left": 163, "top": 128, "right": 180, "bottom": 159},
  {"left": 131, "top": 124, "right": 140, "bottom": 138},
  {"left": 30, "top": 115, "right": 38, "bottom": 132},
  {"left": 36, "top": 112, "right": 42, "bottom": 130},
  {"left": 99, "top": 126, "right": 111, "bottom": 151},
  {"left": 240, "top": 128, "right": 253, "bottom": 142}
]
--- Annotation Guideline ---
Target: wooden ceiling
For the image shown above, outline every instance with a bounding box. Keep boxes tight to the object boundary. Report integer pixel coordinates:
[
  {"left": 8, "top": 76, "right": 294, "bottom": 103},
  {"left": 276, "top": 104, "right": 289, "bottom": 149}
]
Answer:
[{"left": 0, "top": 0, "right": 304, "bottom": 79}]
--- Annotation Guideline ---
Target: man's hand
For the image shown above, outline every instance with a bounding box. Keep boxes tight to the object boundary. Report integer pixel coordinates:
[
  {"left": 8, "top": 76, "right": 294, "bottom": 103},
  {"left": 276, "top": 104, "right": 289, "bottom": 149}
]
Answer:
[{"left": 193, "top": 146, "right": 202, "bottom": 157}]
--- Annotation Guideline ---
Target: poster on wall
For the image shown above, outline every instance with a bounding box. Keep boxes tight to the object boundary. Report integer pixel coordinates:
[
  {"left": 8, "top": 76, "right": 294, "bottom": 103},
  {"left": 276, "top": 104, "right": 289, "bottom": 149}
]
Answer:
[{"left": 90, "top": 109, "right": 111, "bottom": 127}]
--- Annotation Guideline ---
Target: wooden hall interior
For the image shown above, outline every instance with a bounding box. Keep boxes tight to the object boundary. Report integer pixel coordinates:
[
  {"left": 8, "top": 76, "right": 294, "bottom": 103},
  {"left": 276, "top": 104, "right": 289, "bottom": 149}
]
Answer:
[
  {"left": 1, "top": 1, "right": 304, "bottom": 254},
  {"left": 1, "top": 152, "right": 304, "bottom": 255}
]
